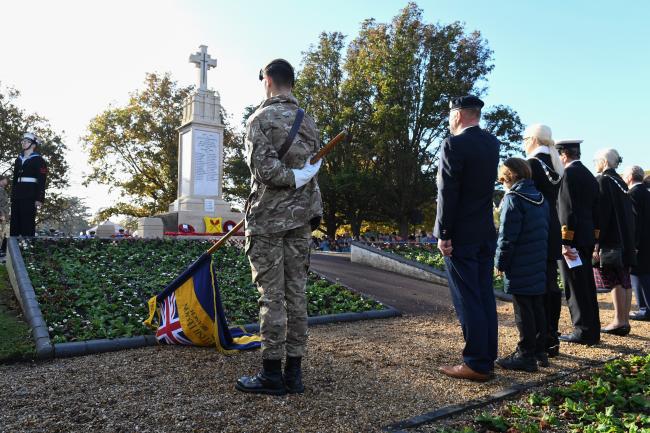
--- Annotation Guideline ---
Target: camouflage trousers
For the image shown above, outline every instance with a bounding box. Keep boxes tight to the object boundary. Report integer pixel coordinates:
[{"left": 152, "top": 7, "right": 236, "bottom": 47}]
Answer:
[{"left": 246, "top": 224, "right": 311, "bottom": 360}]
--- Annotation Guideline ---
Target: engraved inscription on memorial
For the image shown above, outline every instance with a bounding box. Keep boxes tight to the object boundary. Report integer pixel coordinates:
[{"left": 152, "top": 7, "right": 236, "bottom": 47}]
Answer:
[{"left": 193, "top": 129, "right": 221, "bottom": 196}]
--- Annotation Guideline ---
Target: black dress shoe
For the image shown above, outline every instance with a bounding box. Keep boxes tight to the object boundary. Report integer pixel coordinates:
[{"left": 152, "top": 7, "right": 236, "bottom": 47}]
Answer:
[
  {"left": 536, "top": 352, "right": 550, "bottom": 368},
  {"left": 601, "top": 325, "right": 631, "bottom": 336},
  {"left": 497, "top": 352, "right": 538, "bottom": 372},
  {"left": 559, "top": 333, "right": 596, "bottom": 346},
  {"left": 629, "top": 312, "right": 650, "bottom": 321},
  {"left": 546, "top": 345, "right": 560, "bottom": 358}
]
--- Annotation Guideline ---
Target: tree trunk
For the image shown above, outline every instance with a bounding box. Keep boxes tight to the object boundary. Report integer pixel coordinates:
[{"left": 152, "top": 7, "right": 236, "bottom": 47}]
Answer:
[
  {"left": 325, "top": 208, "right": 338, "bottom": 239},
  {"left": 399, "top": 218, "right": 409, "bottom": 239},
  {"left": 350, "top": 215, "right": 363, "bottom": 238}
]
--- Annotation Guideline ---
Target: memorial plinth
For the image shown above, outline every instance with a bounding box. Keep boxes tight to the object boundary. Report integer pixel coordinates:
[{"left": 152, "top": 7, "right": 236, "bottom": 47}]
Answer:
[{"left": 155, "top": 45, "right": 243, "bottom": 234}]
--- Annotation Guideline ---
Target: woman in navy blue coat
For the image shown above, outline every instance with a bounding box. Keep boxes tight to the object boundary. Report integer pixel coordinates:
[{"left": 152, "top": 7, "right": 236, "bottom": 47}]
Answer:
[{"left": 495, "top": 158, "right": 549, "bottom": 372}]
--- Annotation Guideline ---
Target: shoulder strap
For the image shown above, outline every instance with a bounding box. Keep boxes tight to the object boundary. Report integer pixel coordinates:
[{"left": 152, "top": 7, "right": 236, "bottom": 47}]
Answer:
[{"left": 277, "top": 109, "right": 304, "bottom": 161}]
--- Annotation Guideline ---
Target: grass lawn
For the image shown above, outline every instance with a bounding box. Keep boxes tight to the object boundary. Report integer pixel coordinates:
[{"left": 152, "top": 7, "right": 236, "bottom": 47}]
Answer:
[{"left": 0, "top": 265, "right": 35, "bottom": 363}]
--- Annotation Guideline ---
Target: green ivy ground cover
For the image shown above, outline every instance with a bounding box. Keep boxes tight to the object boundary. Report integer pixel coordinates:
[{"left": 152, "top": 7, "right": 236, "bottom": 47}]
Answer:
[
  {"left": 20, "top": 239, "right": 383, "bottom": 343},
  {"left": 435, "top": 355, "right": 650, "bottom": 433}
]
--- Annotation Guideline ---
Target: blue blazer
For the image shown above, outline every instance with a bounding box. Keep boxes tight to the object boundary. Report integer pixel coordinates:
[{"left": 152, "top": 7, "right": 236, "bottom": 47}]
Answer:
[
  {"left": 434, "top": 126, "right": 501, "bottom": 245},
  {"left": 496, "top": 179, "right": 549, "bottom": 296}
]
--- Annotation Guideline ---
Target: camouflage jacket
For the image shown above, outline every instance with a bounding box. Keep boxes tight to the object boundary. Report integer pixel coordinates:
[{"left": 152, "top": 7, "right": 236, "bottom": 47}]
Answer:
[
  {"left": 244, "top": 94, "right": 323, "bottom": 236},
  {"left": 0, "top": 189, "right": 8, "bottom": 218}
]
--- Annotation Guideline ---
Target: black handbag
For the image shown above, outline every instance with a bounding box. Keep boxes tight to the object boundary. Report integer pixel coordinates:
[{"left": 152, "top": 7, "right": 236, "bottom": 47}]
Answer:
[{"left": 600, "top": 247, "right": 623, "bottom": 267}]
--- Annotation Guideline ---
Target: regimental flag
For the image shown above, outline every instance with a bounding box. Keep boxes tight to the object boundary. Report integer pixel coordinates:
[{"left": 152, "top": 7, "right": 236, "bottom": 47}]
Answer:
[{"left": 144, "top": 253, "right": 260, "bottom": 354}]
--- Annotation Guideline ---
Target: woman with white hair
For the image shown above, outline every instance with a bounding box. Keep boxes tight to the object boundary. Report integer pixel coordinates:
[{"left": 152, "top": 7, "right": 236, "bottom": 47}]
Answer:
[
  {"left": 593, "top": 148, "right": 637, "bottom": 335},
  {"left": 523, "top": 124, "right": 563, "bottom": 359}
]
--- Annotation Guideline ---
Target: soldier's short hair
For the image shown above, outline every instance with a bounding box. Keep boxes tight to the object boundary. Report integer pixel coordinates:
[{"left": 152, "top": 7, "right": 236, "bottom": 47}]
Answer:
[
  {"left": 499, "top": 157, "right": 532, "bottom": 184},
  {"left": 259, "top": 59, "right": 295, "bottom": 88}
]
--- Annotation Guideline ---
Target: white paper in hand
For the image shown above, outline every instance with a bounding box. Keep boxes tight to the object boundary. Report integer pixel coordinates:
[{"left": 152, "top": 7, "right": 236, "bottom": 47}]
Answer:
[{"left": 564, "top": 248, "right": 582, "bottom": 269}]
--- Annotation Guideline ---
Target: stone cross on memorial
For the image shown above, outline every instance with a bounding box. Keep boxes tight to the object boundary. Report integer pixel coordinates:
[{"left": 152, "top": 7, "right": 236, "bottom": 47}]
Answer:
[
  {"left": 151, "top": 44, "right": 243, "bottom": 237},
  {"left": 189, "top": 45, "right": 217, "bottom": 91}
]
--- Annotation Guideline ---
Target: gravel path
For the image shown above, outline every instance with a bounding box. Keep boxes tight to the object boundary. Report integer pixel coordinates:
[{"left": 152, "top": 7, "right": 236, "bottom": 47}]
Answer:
[{"left": 1, "top": 294, "right": 648, "bottom": 433}]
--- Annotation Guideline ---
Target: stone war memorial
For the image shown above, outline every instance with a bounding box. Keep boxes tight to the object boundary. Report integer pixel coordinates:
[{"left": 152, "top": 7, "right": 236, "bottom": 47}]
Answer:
[{"left": 139, "top": 45, "right": 243, "bottom": 239}]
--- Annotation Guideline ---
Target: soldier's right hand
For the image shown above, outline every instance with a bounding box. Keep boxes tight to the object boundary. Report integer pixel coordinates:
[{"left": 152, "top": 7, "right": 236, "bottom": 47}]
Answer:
[{"left": 292, "top": 158, "right": 322, "bottom": 189}]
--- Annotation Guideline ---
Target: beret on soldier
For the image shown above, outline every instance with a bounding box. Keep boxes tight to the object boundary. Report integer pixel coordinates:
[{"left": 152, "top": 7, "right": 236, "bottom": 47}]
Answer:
[
  {"left": 449, "top": 95, "right": 484, "bottom": 110},
  {"left": 554, "top": 139, "right": 583, "bottom": 151}
]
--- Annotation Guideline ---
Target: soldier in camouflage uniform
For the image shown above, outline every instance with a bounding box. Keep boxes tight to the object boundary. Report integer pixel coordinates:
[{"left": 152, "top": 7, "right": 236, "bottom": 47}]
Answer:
[{"left": 235, "top": 59, "right": 323, "bottom": 396}]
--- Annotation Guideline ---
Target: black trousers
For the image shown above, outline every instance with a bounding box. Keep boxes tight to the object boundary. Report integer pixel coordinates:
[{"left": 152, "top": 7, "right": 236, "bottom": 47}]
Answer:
[
  {"left": 10, "top": 198, "right": 37, "bottom": 237},
  {"left": 544, "top": 260, "right": 562, "bottom": 348},
  {"left": 512, "top": 294, "right": 547, "bottom": 357},
  {"left": 559, "top": 245, "right": 601, "bottom": 343}
]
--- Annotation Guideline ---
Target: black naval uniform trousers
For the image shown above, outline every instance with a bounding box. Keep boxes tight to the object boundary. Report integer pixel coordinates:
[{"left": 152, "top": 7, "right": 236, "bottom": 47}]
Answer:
[
  {"left": 528, "top": 153, "right": 562, "bottom": 350},
  {"left": 434, "top": 125, "right": 501, "bottom": 374},
  {"left": 10, "top": 153, "right": 47, "bottom": 237},
  {"left": 557, "top": 160, "right": 601, "bottom": 344}
]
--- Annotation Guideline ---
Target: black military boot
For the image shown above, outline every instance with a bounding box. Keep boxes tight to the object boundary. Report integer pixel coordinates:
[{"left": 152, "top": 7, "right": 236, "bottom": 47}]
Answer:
[
  {"left": 284, "top": 356, "right": 304, "bottom": 394},
  {"left": 496, "top": 351, "right": 538, "bottom": 373},
  {"left": 235, "top": 359, "right": 286, "bottom": 396}
]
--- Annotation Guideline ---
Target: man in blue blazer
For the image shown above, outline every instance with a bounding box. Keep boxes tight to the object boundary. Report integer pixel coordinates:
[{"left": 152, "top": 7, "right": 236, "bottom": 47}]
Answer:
[{"left": 435, "top": 95, "right": 501, "bottom": 382}]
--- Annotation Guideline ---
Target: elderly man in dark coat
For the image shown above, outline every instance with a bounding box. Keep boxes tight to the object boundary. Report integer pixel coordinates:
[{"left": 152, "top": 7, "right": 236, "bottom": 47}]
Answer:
[{"left": 434, "top": 95, "right": 501, "bottom": 382}]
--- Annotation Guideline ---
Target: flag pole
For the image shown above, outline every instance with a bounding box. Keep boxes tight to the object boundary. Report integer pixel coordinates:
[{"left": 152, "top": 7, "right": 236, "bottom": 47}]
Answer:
[{"left": 206, "top": 130, "right": 347, "bottom": 255}]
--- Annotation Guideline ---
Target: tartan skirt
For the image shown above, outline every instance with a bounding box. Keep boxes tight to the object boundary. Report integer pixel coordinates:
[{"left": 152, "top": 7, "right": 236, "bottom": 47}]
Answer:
[{"left": 593, "top": 265, "right": 632, "bottom": 291}]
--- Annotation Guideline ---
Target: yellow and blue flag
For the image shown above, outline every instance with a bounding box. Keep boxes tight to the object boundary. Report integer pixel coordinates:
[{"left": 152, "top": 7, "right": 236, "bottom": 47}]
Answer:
[{"left": 144, "top": 252, "right": 260, "bottom": 354}]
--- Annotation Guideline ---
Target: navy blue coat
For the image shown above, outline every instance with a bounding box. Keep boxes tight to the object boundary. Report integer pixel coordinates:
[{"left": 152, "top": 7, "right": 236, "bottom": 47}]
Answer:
[
  {"left": 434, "top": 126, "right": 501, "bottom": 245},
  {"left": 495, "top": 179, "right": 549, "bottom": 295}
]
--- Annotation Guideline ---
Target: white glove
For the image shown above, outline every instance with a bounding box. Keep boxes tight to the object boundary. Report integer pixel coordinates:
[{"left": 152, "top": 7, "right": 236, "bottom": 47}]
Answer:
[{"left": 292, "top": 159, "right": 322, "bottom": 189}]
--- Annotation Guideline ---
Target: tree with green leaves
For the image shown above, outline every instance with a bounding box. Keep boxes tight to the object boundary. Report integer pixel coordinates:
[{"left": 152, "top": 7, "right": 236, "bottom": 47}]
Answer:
[
  {"left": 294, "top": 3, "right": 523, "bottom": 237},
  {"left": 37, "top": 195, "right": 91, "bottom": 235},
  {"left": 295, "top": 32, "right": 382, "bottom": 237},
  {"left": 82, "top": 73, "right": 193, "bottom": 219},
  {"left": 221, "top": 106, "right": 256, "bottom": 209},
  {"left": 0, "top": 84, "right": 69, "bottom": 191}
]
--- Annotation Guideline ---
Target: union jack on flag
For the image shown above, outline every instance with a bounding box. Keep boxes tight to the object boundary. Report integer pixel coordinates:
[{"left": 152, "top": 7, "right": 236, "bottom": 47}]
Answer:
[
  {"left": 155, "top": 293, "right": 193, "bottom": 345},
  {"left": 144, "top": 253, "right": 261, "bottom": 353}
]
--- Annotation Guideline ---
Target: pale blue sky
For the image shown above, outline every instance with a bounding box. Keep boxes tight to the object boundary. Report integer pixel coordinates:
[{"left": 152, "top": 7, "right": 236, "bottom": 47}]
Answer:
[{"left": 1, "top": 0, "right": 648, "bottom": 214}]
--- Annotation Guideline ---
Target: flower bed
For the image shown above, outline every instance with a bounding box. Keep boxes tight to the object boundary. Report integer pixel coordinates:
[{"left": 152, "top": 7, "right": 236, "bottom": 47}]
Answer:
[
  {"left": 20, "top": 238, "right": 383, "bottom": 343},
  {"left": 364, "top": 242, "right": 506, "bottom": 291},
  {"left": 436, "top": 355, "right": 650, "bottom": 433}
]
